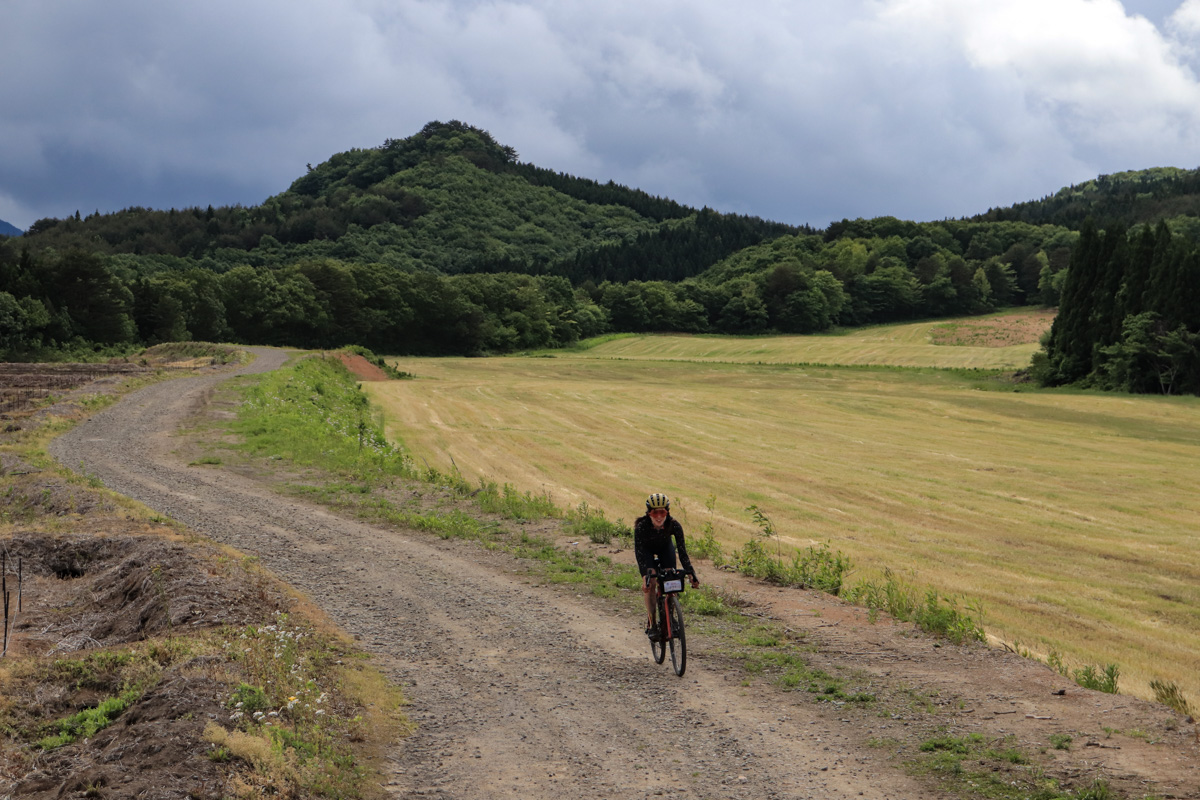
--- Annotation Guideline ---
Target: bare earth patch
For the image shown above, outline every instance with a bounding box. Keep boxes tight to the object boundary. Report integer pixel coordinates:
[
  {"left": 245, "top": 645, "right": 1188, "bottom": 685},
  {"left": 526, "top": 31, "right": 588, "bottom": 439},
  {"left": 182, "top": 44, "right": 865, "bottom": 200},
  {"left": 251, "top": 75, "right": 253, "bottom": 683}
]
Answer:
[
  {"left": 929, "top": 308, "right": 1056, "bottom": 347},
  {"left": 334, "top": 352, "right": 390, "bottom": 381}
]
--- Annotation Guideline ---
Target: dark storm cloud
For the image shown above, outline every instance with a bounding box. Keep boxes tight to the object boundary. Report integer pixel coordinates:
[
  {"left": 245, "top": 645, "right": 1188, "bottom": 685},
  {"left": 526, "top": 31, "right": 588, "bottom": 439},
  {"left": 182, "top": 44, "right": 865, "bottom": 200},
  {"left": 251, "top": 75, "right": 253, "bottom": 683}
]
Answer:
[{"left": 2, "top": 0, "right": 1200, "bottom": 232}]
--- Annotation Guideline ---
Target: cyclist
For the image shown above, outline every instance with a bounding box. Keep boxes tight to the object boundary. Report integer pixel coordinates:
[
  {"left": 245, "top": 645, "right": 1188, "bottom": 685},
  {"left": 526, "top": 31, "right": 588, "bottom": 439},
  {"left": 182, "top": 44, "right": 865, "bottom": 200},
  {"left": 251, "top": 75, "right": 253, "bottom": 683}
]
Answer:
[{"left": 635, "top": 492, "right": 699, "bottom": 638}]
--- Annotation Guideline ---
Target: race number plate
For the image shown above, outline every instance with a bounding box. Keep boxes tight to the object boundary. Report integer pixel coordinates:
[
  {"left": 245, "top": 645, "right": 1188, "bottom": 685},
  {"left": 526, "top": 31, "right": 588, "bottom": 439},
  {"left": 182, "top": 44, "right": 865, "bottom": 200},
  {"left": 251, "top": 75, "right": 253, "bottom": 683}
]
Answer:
[{"left": 663, "top": 578, "right": 683, "bottom": 593}]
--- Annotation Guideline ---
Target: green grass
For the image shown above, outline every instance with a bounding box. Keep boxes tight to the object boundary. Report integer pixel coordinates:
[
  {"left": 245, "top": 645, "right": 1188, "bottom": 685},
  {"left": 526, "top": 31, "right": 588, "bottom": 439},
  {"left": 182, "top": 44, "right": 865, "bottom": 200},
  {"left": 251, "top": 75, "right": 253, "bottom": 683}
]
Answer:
[
  {"left": 39, "top": 689, "right": 143, "bottom": 749},
  {"left": 910, "top": 732, "right": 1125, "bottom": 800},
  {"left": 229, "top": 355, "right": 421, "bottom": 486}
]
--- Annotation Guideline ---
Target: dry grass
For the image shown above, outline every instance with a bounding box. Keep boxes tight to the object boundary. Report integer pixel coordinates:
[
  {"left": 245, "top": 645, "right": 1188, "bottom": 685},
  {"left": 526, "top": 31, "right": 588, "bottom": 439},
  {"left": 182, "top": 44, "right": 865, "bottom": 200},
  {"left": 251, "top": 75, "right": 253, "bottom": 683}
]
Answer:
[
  {"left": 369, "top": 311, "right": 1200, "bottom": 704},
  {"left": 927, "top": 308, "right": 1055, "bottom": 348}
]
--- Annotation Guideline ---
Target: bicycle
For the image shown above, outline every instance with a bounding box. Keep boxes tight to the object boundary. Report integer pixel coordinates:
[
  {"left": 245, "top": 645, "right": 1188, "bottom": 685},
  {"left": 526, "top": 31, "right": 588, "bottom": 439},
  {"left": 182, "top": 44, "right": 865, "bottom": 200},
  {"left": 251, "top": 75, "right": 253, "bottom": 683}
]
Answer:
[{"left": 649, "top": 567, "right": 688, "bottom": 676}]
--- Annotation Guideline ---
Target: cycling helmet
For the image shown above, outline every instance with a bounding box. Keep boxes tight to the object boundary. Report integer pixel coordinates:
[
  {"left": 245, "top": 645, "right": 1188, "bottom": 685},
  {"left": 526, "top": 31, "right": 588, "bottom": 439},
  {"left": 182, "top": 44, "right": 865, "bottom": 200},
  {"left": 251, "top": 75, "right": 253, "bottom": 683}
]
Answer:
[{"left": 646, "top": 492, "right": 670, "bottom": 512}]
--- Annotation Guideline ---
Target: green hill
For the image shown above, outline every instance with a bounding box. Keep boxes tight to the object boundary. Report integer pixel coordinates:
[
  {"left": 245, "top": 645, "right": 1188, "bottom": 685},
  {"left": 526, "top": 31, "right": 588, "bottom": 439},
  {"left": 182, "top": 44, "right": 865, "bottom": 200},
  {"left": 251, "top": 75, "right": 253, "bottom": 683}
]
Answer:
[{"left": 17, "top": 121, "right": 801, "bottom": 283}]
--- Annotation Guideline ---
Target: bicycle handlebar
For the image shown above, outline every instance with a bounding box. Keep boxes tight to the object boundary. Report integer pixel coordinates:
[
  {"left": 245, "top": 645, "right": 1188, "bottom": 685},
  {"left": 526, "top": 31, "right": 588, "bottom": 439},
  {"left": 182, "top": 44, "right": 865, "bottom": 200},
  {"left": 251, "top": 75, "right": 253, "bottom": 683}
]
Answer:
[{"left": 652, "top": 567, "right": 691, "bottom": 582}]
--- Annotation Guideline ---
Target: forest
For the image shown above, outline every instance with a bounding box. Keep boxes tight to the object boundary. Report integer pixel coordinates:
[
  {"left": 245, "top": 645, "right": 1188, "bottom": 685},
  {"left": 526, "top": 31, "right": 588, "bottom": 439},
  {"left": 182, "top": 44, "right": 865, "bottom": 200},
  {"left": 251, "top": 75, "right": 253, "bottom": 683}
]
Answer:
[
  {"left": 1035, "top": 220, "right": 1200, "bottom": 394},
  {"left": 2, "top": 121, "right": 1198, "bottom": 392}
]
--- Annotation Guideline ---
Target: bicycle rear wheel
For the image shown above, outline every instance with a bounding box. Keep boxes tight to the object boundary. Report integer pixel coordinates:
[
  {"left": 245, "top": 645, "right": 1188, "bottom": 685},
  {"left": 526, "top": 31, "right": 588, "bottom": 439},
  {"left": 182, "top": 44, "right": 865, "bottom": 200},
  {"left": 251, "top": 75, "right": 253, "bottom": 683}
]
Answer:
[
  {"left": 651, "top": 596, "right": 667, "bottom": 664},
  {"left": 667, "top": 595, "right": 686, "bottom": 677}
]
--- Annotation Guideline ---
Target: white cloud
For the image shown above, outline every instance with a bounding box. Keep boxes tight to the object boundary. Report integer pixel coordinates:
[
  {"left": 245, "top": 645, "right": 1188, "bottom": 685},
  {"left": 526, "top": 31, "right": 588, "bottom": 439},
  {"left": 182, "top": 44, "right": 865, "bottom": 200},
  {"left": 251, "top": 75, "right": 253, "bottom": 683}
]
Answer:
[{"left": 1170, "top": 0, "right": 1200, "bottom": 34}]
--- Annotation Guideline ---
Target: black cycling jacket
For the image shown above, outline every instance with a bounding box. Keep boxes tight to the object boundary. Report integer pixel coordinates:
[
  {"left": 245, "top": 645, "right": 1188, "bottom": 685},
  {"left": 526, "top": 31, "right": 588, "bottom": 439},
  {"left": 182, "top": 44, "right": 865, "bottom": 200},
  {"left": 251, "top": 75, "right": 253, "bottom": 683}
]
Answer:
[{"left": 633, "top": 515, "right": 695, "bottom": 577}]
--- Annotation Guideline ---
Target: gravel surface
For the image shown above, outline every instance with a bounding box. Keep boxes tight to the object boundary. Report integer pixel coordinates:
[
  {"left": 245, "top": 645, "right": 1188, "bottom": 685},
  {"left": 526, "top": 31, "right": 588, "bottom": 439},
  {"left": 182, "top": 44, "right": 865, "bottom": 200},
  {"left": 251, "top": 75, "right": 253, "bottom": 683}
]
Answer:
[{"left": 47, "top": 349, "right": 1200, "bottom": 800}]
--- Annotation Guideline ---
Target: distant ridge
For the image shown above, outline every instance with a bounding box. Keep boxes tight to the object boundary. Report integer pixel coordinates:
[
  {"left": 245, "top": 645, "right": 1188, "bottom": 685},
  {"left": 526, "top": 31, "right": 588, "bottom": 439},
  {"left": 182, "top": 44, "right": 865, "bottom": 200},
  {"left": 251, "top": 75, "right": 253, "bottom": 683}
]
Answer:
[{"left": 0, "top": 218, "right": 21, "bottom": 237}]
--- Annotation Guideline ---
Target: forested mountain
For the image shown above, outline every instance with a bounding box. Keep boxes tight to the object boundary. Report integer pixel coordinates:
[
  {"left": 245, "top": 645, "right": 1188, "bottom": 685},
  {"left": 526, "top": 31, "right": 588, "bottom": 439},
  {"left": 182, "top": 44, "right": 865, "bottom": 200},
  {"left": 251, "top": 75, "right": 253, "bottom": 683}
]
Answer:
[
  {"left": 971, "top": 167, "right": 1200, "bottom": 232},
  {"left": 0, "top": 219, "right": 21, "bottom": 237},
  {"left": 16, "top": 120, "right": 797, "bottom": 282},
  {"left": 2, "top": 121, "right": 1198, "bottom": 392}
]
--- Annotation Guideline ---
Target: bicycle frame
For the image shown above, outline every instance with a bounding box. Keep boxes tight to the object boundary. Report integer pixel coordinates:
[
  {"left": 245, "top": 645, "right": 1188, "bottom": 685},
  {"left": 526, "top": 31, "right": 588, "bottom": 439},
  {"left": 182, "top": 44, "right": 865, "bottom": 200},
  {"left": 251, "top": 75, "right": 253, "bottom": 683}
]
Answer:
[{"left": 650, "top": 568, "right": 688, "bottom": 676}]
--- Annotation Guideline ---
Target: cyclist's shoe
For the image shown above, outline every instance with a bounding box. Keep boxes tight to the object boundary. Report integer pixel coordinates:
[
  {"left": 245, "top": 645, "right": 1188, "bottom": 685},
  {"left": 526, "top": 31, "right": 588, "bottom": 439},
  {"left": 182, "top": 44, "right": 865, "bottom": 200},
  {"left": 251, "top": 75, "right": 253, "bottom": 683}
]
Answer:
[{"left": 645, "top": 624, "right": 661, "bottom": 641}]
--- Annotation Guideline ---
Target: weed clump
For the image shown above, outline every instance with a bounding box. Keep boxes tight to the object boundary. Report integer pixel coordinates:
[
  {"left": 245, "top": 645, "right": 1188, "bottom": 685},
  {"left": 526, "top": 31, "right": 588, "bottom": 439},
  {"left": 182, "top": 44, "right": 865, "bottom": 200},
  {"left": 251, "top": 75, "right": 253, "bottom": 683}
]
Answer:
[
  {"left": 565, "top": 501, "right": 630, "bottom": 545},
  {"left": 1151, "top": 679, "right": 1192, "bottom": 717},
  {"left": 1042, "top": 650, "right": 1121, "bottom": 695},
  {"left": 844, "top": 569, "right": 985, "bottom": 645},
  {"left": 728, "top": 506, "right": 851, "bottom": 594}
]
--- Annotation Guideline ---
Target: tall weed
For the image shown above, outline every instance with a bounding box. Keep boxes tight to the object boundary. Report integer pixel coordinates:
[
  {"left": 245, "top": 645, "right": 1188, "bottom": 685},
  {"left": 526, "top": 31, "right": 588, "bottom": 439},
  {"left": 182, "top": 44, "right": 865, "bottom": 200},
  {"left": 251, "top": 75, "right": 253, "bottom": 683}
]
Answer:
[
  {"left": 476, "top": 480, "right": 558, "bottom": 521},
  {"left": 1150, "top": 679, "right": 1192, "bottom": 716},
  {"left": 687, "top": 494, "right": 726, "bottom": 565},
  {"left": 1073, "top": 664, "right": 1120, "bottom": 694}
]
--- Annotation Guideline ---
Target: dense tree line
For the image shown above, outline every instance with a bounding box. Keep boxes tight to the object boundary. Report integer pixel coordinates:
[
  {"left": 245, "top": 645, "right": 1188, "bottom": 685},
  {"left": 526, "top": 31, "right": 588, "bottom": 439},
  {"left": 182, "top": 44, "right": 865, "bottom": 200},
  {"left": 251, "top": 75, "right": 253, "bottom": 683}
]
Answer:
[
  {"left": 0, "top": 241, "right": 605, "bottom": 357},
  {"left": 503, "top": 163, "right": 692, "bottom": 223},
  {"left": 1033, "top": 221, "right": 1200, "bottom": 394},
  {"left": 554, "top": 207, "right": 809, "bottom": 284},
  {"left": 0, "top": 213, "right": 1078, "bottom": 359}
]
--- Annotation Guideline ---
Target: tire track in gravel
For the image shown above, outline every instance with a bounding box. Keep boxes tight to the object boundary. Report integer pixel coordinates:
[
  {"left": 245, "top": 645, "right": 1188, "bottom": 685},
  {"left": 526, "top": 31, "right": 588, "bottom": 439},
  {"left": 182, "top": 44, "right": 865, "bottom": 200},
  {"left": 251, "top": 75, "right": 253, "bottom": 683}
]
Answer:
[{"left": 49, "top": 349, "right": 932, "bottom": 799}]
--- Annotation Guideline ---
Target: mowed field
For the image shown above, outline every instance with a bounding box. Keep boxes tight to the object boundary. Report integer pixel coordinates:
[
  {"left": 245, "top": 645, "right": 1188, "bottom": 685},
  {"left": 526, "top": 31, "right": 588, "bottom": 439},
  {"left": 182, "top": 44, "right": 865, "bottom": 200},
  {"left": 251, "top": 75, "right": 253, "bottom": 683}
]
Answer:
[
  {"left": 581, "top": 307, "right": 1055, "bottom": 369},
  {"left": 368, "top": 309, "right": 1200, "bottom": 702}
]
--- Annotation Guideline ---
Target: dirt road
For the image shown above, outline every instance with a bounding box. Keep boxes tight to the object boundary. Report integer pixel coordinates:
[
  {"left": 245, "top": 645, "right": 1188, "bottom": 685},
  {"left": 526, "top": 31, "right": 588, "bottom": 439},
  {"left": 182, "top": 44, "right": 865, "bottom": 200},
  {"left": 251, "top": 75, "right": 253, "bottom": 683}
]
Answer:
[{"left": 48, "top": 350, "right": 1200, "bottom": 799}]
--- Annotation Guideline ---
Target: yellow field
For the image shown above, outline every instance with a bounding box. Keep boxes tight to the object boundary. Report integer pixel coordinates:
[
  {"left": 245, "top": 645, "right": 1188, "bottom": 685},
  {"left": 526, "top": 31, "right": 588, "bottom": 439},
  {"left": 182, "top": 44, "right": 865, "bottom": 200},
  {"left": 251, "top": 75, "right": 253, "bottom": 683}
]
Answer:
[{"left": 368, "top": 310, "right": 1200, "bottom": 702}]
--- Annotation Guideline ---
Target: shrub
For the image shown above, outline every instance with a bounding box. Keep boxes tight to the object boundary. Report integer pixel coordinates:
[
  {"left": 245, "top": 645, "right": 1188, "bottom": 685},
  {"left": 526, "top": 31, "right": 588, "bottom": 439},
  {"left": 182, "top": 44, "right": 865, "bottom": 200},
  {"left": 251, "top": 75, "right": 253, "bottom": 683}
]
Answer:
[{"left": 1073, "top": 663, "right": 1119, "bottom": 694}]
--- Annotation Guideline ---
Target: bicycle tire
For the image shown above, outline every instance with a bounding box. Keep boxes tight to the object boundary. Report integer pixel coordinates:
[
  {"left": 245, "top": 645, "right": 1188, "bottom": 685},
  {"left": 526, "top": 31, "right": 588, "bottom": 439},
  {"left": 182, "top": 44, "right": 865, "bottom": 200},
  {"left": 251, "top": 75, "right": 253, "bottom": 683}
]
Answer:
[
  {"left": 668, "top": 594, "right": 686, "bottom": 676},
  {"left": 651, "top": 595, "right": 667, "bottom": 664}
]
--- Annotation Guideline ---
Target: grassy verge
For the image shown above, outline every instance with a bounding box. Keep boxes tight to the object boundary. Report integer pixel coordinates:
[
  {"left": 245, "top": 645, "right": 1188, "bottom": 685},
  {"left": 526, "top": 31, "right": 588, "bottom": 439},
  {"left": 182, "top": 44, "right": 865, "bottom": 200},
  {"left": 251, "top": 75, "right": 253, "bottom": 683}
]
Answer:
[{"left": 203, "top": 612, "right": 410, "bottom": 799}]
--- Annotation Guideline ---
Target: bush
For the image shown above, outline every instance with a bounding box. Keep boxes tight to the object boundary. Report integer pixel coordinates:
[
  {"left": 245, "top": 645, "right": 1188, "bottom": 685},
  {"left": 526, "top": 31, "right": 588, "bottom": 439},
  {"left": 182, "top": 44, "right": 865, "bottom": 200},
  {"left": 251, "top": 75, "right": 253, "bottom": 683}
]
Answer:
[
  {"left": 727, "top": 507, "right": 851, "bottom": 595},
  {"left": 1073, "top": 664, "right": 1119, "bottom": 694}
]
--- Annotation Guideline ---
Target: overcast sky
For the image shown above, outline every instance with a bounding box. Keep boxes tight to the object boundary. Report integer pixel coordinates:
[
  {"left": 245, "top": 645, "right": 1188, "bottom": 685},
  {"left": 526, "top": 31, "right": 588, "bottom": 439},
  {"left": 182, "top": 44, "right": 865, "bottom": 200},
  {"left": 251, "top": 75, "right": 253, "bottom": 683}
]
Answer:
[{"left": 3, "top": 0, "right": 1200, "bottom": 233}]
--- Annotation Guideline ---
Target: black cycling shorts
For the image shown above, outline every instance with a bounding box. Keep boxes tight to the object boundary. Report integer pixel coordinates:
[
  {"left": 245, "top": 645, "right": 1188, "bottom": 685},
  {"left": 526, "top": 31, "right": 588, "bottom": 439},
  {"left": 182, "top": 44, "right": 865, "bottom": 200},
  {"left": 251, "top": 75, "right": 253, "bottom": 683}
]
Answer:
[{"left": 638, "top": 536, "right": 677, "bottom": 576}]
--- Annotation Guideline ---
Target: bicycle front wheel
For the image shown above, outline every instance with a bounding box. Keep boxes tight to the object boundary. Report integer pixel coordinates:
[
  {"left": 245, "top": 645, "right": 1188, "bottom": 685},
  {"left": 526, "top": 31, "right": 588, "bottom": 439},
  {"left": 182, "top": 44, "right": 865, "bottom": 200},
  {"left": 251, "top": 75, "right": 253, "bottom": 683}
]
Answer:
[
  {"left": 651, "top": 597, "right": 667, "bottom": 664},
  {"left": 667, "top": 595, "right": 686, "bottom": 677}
]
